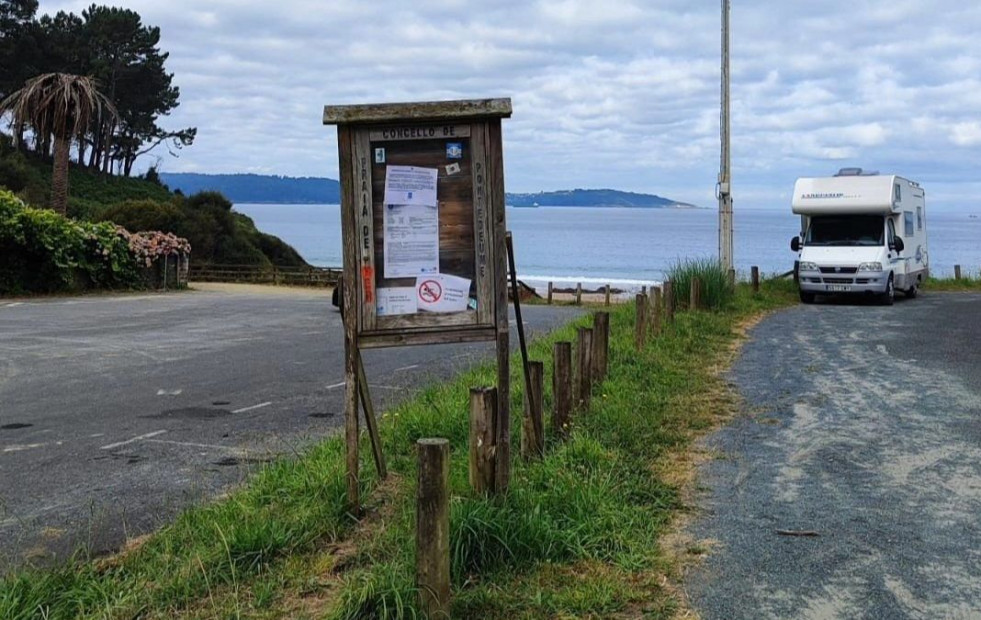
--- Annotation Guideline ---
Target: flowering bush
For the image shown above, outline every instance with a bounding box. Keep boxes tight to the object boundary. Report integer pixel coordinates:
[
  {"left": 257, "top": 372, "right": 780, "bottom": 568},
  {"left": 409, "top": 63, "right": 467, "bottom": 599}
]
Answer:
[{"left": 0, "top": 188, "right": 190, "bottom": 294}]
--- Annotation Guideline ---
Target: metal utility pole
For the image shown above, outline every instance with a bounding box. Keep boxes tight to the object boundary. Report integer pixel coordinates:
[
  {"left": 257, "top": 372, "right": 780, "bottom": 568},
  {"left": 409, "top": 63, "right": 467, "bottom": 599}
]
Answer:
[{"left": 718, "top": 0, "right": 734, "bottom": 271}]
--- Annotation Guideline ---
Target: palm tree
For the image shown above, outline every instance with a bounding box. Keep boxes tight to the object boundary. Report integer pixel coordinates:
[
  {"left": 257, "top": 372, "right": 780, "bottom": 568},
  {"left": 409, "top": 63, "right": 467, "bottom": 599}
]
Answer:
[{"left": 0, "top": 73, "right": 116, "bottom": 215}]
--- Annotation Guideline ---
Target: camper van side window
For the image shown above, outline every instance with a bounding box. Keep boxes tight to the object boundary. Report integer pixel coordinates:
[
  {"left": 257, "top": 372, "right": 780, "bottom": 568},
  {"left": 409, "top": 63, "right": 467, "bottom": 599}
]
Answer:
[
  {"left": 894, "top": 185, "right": 902, "bottom": 202},
  {"left": 887, "top": 219, "right": 897, "bottom": 245},
  {"left": 904, "top": 212, "right": 914, "bottom": 236},
  {"left": 917, "top": 206, "right": 923, "bottom": 230}
]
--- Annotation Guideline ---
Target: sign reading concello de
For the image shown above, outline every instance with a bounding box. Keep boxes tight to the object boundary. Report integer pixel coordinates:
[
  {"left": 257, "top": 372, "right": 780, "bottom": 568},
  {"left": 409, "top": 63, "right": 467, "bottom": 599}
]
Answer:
[{"left": 323, "top": 97, "right": 514, "bottom": 512}]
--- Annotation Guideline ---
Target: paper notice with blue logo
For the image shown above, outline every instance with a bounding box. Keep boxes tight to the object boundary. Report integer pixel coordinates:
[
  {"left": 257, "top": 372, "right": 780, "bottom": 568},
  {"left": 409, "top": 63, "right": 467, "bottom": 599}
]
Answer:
[{"left": 383, "top": 165, "right": 438, "bottom": 207}]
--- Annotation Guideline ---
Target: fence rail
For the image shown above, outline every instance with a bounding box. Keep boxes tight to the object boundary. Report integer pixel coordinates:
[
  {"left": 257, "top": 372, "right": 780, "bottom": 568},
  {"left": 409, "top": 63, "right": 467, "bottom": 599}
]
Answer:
[{"left": 189, "top": 264, "right": 341, "bottom": 287}]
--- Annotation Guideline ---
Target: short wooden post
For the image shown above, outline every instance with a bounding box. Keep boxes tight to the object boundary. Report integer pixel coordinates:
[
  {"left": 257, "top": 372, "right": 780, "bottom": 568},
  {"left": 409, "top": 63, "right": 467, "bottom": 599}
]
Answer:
[
  {"left": 553, "top": 342, "right": 572, "bottom": 439},
  {"left": 521, "top": 361, "right": 545, "bottom": 460},
  {"left": 751, "top": 266, "right": 760, "bottom": 293},
  {"left": 575, "top": 282, "right": 582, "bottom": 305},
  {"left": 651, "top": 287, "right": 662, "bottom": 337},
  {"left": 690, "top": 277, "right": 701, "bottom": 310},
  {"left": 605, "top": 284, "right": 611, "bottom": 306},
  {"left": 664, "top": 280, "right": 675, "bottom": 323},
  {"left": 955, "top": 264, "right": 962, "bottom": 280},
  {"left": 417, "top": 438, "right": 450, "bottom": 618},
  {"left": 592, "top": 312, "right": 610, "bottom": 383},
  {"left": 575, "top": 327, "right": 593, "bottom": 411},
  {"left": 728, "top": 268, "right": 736, "bottom": 289},
  {"left": 547, "top": 281, "right": 553, "bottom": 304},
  {"left": 469, "top": 387, "right": 497, "bottom": 495},
  {"left": 641, "top": 285, "right": 647, "bottom": 296},
  {"left": 635, "top": 293, "right": 648, "bottom": 351}
]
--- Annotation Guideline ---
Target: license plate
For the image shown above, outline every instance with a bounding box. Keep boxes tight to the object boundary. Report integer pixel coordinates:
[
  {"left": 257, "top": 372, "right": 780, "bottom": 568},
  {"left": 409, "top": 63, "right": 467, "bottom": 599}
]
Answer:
[{"left": 827, "top": 285, "right": 851, "bottom": 292}]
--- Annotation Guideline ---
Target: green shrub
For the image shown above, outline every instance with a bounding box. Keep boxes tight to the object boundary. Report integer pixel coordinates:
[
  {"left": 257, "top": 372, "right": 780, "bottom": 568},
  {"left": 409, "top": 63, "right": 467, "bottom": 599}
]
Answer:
[
  {"left": 0, "top": 190, "right": 142, "bottom": 294},
  {"left": 666, "top": 257, "right": 734, "bottom": 310}
]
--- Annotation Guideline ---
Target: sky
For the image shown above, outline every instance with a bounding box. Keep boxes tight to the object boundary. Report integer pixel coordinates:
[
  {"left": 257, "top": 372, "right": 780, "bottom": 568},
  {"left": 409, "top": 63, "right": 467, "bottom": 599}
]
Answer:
[{"left": 35, "top": 0, "right": 981, "bottom": 210}]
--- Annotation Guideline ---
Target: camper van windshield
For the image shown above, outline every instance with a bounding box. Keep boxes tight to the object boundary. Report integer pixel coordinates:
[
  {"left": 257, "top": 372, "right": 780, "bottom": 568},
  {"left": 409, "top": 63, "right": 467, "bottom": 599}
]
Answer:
[{"left": 805, "top": 215, "right": 884, "bottom": 247}]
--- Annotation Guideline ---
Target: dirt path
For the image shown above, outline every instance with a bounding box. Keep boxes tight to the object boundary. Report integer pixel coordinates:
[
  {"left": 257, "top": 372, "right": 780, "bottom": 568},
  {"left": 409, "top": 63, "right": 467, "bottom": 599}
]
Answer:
[{"left": 686, "top": 292, "right": 981, "bottom": 619}]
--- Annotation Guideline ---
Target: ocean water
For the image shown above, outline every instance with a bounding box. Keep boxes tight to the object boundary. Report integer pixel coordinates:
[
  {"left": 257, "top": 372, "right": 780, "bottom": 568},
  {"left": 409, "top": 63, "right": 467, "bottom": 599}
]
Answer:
[{"left": 235, "top": 203, "right": 981, "bottom": 288}]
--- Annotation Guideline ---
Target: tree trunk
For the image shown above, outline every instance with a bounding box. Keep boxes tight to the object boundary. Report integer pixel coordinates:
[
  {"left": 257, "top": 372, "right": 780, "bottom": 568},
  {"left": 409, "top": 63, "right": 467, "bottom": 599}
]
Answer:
[{"left": 51, "top": 135, "right": 71, "bottom": 216}]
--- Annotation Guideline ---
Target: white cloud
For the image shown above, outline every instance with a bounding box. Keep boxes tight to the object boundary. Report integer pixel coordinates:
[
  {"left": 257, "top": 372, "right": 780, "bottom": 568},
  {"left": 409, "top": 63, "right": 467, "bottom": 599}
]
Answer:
[{"left": 31, "top": 0, "right": 981, "bottom": 209}]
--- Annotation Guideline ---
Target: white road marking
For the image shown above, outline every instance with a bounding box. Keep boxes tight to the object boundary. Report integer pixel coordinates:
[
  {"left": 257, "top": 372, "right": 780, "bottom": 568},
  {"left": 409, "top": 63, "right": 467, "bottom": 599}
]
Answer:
[
  {"left": 100, "top": 430, "right": 167, "bottom": 450},
  {"left": 2, "top": 302, "right": 23, "bottom": 308},
  {"left": 394, "top": 364, "right": 419, "bottom": 372},
  {"left": 370, "top": 385, "right": 401, "bottom": 390},
  {"left": 3, "top": 441, "right": 63, "bottom": 453},
  {"left": 326, "top": 382, "right": 346, "bottom": 390},
  {"left": 156, "top": 389, "right": 183, "bottom": 396},
  {"left": 232, "top": 402, "right": 272, "bottom": 414},
  {"left": 147, "top": 439, "right": 243, "bottom": 451}
]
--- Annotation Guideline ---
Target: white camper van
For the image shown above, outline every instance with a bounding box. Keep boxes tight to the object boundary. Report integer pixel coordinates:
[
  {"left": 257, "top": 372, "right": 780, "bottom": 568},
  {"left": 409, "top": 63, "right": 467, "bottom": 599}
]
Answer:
[{"left": 790, "top": 168, "right": 928, "bottom": 305}]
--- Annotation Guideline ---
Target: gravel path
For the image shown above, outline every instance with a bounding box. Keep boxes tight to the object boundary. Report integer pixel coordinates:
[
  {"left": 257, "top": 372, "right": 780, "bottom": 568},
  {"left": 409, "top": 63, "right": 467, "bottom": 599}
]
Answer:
[{"left": 686, "top": 292, "right": 981, "bottom": 619}]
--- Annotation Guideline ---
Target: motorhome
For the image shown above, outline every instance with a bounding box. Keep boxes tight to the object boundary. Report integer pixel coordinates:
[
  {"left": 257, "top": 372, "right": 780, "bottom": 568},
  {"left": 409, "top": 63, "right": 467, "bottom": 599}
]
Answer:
[{"left": 790, "top": 169, "right": 928, "bottom": 305}]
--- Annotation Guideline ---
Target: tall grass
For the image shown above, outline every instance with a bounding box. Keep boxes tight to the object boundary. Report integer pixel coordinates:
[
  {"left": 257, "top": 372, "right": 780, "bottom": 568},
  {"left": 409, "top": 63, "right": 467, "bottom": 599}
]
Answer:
[{"left": 666, "top": 257, "right": 734, "bottom": 310}]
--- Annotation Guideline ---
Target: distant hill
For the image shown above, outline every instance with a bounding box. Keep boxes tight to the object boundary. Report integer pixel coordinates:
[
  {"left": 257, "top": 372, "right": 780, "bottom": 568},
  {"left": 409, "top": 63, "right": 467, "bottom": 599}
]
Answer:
[{"left": 159, "top": 173, "right": 697, "bottom": 209}]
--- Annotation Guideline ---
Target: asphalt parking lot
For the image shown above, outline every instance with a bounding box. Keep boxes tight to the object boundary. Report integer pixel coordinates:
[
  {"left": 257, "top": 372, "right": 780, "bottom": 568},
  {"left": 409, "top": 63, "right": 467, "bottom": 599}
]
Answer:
[
  {"left": 687, "top": 292, "right": 981, "bottom": 619},
  {"left": 0, "top": 285, "right": 583, "bottom": 570}
]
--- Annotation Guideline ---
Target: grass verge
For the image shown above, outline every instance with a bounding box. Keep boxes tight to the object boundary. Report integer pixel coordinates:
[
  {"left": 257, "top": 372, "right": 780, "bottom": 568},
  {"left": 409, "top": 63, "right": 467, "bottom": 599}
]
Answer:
[
  {"left": 0, "top": 278, "right": 798, "bottom": 620},
  {"left": 922, "top": 275, "right": 981, "bottom": 291}
]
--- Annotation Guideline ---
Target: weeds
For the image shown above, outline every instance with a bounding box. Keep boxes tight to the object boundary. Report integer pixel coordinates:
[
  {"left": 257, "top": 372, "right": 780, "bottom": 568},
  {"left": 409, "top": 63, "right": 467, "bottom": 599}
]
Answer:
[{"left": 666, "top": 257, "right": 734, "bottom": 310}]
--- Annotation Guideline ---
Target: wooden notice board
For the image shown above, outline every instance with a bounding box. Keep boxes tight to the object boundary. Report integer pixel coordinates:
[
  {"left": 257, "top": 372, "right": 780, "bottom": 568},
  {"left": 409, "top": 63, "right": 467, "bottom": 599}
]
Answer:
[{"left": 324, "top": 98, "right": 513, "bottom": 511}]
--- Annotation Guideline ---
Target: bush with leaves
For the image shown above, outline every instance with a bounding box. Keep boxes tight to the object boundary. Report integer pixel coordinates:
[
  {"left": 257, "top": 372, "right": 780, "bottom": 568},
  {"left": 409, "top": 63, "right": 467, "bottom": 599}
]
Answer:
[{"left": 0, "top": 189, "right": 143, "bottom": 294}]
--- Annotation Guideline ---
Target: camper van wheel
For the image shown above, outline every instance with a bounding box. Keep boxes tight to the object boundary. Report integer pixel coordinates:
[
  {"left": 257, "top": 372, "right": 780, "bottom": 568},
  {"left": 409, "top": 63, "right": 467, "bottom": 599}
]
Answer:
[
  {"left": 905, "top": 284, "right": 918, "bottom": 299},
  {"left": 799, "top": 290, "right": 816, "bottom": 304},
  {"left": 880, "top": 275, "right": 895, "bottom": 306}
]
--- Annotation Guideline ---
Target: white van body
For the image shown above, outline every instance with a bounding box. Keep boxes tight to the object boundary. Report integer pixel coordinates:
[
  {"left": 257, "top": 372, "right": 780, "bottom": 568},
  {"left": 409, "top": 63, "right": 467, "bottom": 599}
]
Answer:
[{"left": 791, "top": 169, "right": 928, "bottom": 304}]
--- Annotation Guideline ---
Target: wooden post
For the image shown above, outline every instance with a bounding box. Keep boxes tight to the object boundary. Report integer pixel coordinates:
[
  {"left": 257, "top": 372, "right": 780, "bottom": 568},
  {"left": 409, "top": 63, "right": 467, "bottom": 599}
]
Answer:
[
  {"left": 469, "top": 387, "right": 497, "bottom": 495},
  {"left": 955, "top": 264, "right": 962, "bottom": 280},
  {"left": 651, "top": 287, "right": 662, "bottom": 337},
  {"left": 547, "top": 281, "right": 553, "bottom": 304},
  {"left": 521, "top": 362, "right": 544, "bottom": 460},
  {"left": 751, "top": 266, "right": 760, "bottom": 293},
  {"left": 357, "top": 356, "right": 387, "bottom": 479},
  {"left": 592, "top": 312, "right": 610, "bottom": 383},
  {"left": 690, "top": 277, "right": 701, "bottom": 310},
  {"left": 635, "top": 293, "right": 647, "bottom": 351},
  {"left": 416, "top": 438, "right": 450, "bottom": 618},
  {"left": 575, "top": 282, "right": 582, "bottom": 305},
  {"left": 728, "top": 268, "right": 736, "bottom": 289},
  {"left": 664, "top": 280, "right": 675, "bottom": 323},
  {"left": 553, "top": 342, "right": 572, "bottom": 439},
  {"left": 641, "top": 285, "right": 647, "bottom": 297},
  {"left": 575, "top": 327, "right": 593, "bottom": 411},
  {"left": 604, "top": 284, "right": 611, "bottom": 306}
]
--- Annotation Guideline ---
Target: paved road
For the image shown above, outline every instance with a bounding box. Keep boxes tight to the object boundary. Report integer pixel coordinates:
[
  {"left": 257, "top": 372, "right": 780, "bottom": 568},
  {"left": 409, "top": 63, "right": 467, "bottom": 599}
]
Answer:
[
  {"left": 0, "top": 285, "right": 583, "bottom": 570},
  {"left": 687, "top": 292, "right": 981, "bottom": 619}
]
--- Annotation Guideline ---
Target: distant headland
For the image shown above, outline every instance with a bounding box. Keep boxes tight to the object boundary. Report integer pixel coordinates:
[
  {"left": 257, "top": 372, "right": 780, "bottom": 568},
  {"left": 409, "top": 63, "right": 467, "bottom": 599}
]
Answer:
[{"left": 159, "top": 173, "right": 700, "bottom": 209}]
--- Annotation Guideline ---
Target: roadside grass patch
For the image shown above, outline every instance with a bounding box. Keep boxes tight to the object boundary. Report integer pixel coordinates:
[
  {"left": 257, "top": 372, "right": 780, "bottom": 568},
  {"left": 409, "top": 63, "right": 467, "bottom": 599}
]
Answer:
[
  {"left": 0, "top": 282, "right": 797, "bottom": 619},
  {"left": 923, "top": 275, "right": 981, "bottom": 291},
  {"left": 666, "top": 257, "right": 734, "bottom": 310}
]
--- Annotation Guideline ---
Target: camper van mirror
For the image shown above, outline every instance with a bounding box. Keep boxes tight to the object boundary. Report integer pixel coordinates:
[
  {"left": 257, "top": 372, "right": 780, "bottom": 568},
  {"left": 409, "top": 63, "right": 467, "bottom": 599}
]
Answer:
[
  {"left": 893, "top": 237, "right": 905, "bottom": 253},
  {"left": 790, "top": 236, "right": 801, "bottom": 252}
]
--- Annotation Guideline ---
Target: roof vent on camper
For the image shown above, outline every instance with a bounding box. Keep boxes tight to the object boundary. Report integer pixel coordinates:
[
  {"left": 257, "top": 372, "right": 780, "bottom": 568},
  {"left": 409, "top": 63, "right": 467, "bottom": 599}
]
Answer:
[{"left": 834, "top": 167, "right": 879, "bottom": 176}]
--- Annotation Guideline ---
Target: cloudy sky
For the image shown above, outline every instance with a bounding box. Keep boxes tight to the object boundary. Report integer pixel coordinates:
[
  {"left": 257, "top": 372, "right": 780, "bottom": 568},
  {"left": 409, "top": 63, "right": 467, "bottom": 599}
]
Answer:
[{"left": 37, "top": 0, "right": 981, "bottom": 210}]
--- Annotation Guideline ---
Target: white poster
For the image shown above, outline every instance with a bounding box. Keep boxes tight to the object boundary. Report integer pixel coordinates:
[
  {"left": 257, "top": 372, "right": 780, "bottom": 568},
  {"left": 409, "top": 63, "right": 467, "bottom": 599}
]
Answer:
[
  {"left": 376, "top": 287, "right": 417, "bottom": 316},
  {"left": 383, "top": 165, "right": 438, "bottom": 207},
  {"left": 384, "top": 204, "right": 440, "bottom": 278},
  {"left": 415, "top": 274, "right": 471, "bottom": 314}
]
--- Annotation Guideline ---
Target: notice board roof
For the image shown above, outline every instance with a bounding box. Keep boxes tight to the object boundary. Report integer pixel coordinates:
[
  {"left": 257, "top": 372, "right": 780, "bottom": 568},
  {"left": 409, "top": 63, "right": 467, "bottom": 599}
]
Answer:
[{"left": 323, "top": 98, "right": 512, "bottom": 126}]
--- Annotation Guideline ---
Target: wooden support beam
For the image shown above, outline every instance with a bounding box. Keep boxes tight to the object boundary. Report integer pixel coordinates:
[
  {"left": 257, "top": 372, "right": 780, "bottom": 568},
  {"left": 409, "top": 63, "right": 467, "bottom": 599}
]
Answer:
[
  {"left": 575, "top": 327, "right": 593, "bottom": 411},
  {"left": 521, "top": 362, "right": 545, "bottom": 460},
  {"left": 553, "top": 342, "right": 572, "bottom": 439},
  {"left": 469, "top": 387, "right": 497, "bottom": 495},
  {"left": 592, "top": 312, "right": 610, "bottom": 383},
  {"left": 357, "top": 356, "right": 387, "bottom": 479}
]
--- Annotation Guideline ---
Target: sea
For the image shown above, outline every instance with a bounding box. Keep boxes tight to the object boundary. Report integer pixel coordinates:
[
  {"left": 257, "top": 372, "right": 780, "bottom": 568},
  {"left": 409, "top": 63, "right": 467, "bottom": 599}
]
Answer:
[{"left": 234, "top": 204, "right": 981, "bottom": 291}]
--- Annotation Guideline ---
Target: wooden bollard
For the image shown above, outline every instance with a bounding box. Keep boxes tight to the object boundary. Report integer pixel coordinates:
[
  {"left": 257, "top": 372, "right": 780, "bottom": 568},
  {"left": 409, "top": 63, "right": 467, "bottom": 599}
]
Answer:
[
  {"left": 592, "top": 312, "right": 610, "bottom": 383},
  {"left": 955, "top": 265, "right": 962, "bottom": 280},
  {"left": 547, "top": 281, "right": 553, "bottom": 304},
  {"left": 651, "top": 287, "right": 662, "bottom": 336},
  {"left": 416, "top": 438, "right": 450, "bottom": 618},
  {"left": 728, "top": 268, "right": 736, "bottom": 289},
  {"left": 664, "top": 280, "right": 675, "bottom": 323},
  {"left": 575, "top": 327, "right": 593, "bottom": 411},
  {"left": 751, "top": 266, "right": 760, "bottom": 293},
  {"left": 635, "top": 293, "right": 648, "bottom": 351},
  {"left": 521, "top": 362, "right": 545, "bottom": 460},
  {"left": 553, "top": 342, "right": 573, "bottom": 439},
  {"left": 575, "top": 282, "right": 582, "bottom": 305},
  {"left": 605, "top": 284, "right": 611, "bottom": 306},
  {"left": 690, "top": 277, "right": 701, "bottom": 310},
  {"left": 469, "top": 387, "right": 497, "bottom": 495},
  {"left": 641, "top": 285, "right": 647, "bottom": 297}
]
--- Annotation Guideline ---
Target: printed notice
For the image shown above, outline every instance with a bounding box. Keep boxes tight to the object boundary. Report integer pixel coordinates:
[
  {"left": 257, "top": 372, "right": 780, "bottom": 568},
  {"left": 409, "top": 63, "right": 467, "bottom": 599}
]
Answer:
[
  {"left": 376, "top": 287, "right": 417, "bottom": 316},
  {"left": 384, "top": 204, "right": 439, "bottom": 277},
  {"left": 416, "top": 274, "right": 471, "bottom": 314},
  {"left": 383, "top": 165, "right": 438, "bottom": 207}
]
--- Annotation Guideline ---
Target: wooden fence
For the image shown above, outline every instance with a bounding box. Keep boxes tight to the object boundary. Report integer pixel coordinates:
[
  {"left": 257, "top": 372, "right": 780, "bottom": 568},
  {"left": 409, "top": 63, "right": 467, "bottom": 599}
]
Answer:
[{"left": 189, "top": 264, "right": 341, "bottom": 287}]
